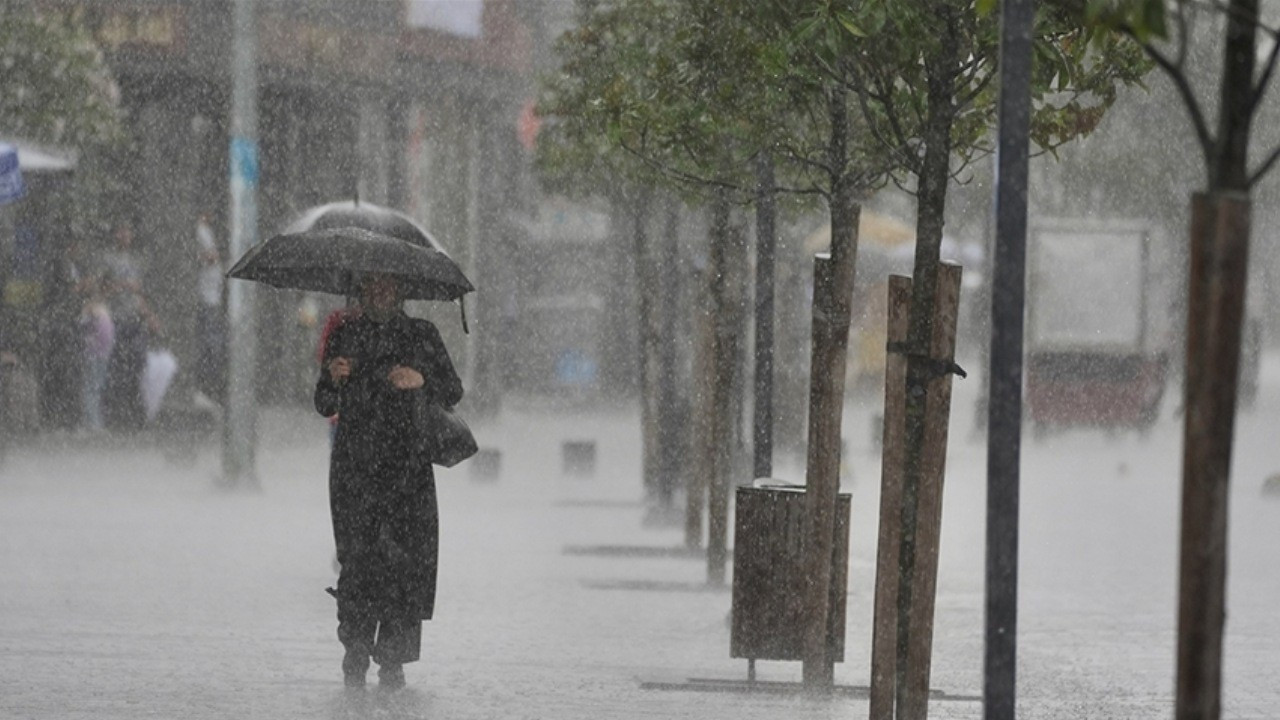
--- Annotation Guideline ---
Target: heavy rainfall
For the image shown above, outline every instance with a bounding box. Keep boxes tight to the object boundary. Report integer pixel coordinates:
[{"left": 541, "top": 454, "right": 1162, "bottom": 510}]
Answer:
[{"left": 0, "top": 1, "right": 1277, "bottom": 719}]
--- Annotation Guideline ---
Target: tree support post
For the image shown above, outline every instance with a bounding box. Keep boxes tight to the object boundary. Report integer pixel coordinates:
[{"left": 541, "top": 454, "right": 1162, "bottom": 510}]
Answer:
[
  {"left": 869, "top": 277, "right": 913, "bottom": 719},
  {"left": 871, "top": 266, "right": 963, "bottom": 720},
  {"left": 801, "top": 203, "right": 859, "bottom": 687},
  {"left": 900, "top": 264, "right": 962, "bottom": 720}
]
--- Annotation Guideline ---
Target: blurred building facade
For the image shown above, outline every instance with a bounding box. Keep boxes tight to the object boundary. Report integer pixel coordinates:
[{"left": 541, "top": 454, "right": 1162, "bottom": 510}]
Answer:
[{"left": 17, "top": 0, "right": 546, "bottom": 412}]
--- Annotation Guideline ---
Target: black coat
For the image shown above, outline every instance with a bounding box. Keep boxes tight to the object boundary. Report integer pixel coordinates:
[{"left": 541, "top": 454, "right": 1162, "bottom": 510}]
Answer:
[{"left": 314, "top": 312, "right": 463, "bottom": 621}]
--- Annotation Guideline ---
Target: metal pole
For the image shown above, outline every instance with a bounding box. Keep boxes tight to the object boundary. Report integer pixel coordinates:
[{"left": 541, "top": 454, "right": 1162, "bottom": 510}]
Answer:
[
  {"left": 222, "top": 0, "right": 259, "bottom": 489},
  {"left": 753, "top": 151, "right": 776, "bottom": 480},
  {"left": 986, "top": 0, "right": 1033, "bottom": 716}
]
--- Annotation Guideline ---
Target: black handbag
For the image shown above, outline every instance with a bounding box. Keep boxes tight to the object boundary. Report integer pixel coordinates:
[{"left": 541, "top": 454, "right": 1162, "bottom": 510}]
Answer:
[{"left": 414, "top": 396, "right": 478, "bottom": 468}]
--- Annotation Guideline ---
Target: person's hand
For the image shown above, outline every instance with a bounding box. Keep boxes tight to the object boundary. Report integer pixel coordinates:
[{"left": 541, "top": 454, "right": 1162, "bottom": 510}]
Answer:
[
  {"left": 388, "top": 365, "right": 424, "bottom": 390},
  {"left": 328, "top": 357, "right": 352, "bottom": 382}
]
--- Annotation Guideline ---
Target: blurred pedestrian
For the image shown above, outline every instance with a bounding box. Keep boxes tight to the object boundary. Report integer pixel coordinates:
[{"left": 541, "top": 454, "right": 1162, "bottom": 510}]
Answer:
[
  {"left": 314, "top": 273, "right": 462, "bottom": 690},
  {"left": 103, "top": 270, "right": 159, "bottom": 433},
  {"left": 102, "top": 222, "right": 159, "bottom": 432},
  {"left": 40, "top": 239, "right": 90, "bottom": 430},
  {"left": 194, "top": 212, "right": 226, "bottom": 403},
  {"left": 0, "top": 318, "right": 18, "bottom": 461},
  {"left": 79, "top": 274, "right": 114, "bottom": 433},
  {"left": 103, "top": 222, "right": 143, "bottom": 292}
]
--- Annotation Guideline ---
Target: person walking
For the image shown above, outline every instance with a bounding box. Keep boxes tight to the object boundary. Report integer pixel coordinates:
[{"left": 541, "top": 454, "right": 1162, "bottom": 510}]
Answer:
[
  {"left": 40, "top": 239, "right": 90, "bottom": 430},
  {"left": 314, "top": 272, "right": 463, "bottom": 690},
  {"left": 80, "top": 275, "right": 115, "bottom": 433},
  {"left": 193, "top": 213, "right": 226, "bottom": 403},
  {"left": 102, "top": 222, "right": 161, "bottom": 432}
]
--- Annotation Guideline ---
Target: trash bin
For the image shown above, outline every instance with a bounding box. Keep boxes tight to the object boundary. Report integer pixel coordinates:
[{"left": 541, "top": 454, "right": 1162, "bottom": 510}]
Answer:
[{"left": 730, "top": 485, "right": 851, "bottom": 663}]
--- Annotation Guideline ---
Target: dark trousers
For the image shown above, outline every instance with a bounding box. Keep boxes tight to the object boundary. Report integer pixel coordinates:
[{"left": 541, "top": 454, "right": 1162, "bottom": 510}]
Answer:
[
  {"left": 337, "top": 608, "right": 421, "bottom": 672},
  {"left": 194, "top": 305, "right": 225, "bottom": 401},
  {"left": 104, "top": 321, "right": 146, "bottom": 431}
]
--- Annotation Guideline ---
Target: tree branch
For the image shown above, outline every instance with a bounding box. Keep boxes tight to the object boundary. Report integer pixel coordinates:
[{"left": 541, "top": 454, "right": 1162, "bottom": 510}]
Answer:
[
  {"left": 776, "top": 140, "right": 835, "bottom": 175},
  {"left": 1175, "top": 0, "right": 1190, "bottom": 71},
  {"left": 775, "top": 183, "right": 830, "bottom": 198},
  {"left": 1247, "top": 141, "right": 1280, "bottom": 187},
  {"left": 849, "top": 65, "right": 920, "bottom": 173},
  {"left": 1128, "top": 31, "right": 1216, "bottom": 165},
  {"left": 619, "top": 140, "right": 746, "bottom": 195},
  {"left": 618, "top": 139, "right": 830, "bottom": 200},
  {"left": 956, "top": 68, "right": 997, "bottom": 113},
  {"left": 1249, "top": 33, "right": 1280, "bottom": 115},
  {"left": 871, "top": 69, "right": 924, "bottom": 174},
  {"left": 889, "top": 169, "right": 917, "bottom": 196},
  {"left": 1187, "top": 0, "right": 1280, "bottom": 38}
]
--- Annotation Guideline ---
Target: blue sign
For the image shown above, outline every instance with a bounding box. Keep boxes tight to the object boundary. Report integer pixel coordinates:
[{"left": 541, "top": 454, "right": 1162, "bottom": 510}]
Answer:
[
  {"left": 0, "top": 143, "right": 25, "bottom": 205},
  {"left": 230, "top": 135, "right": 259, "bottom": 188},
  {"left": 555, "top": 349, "right": 598, "bottom": 387}
]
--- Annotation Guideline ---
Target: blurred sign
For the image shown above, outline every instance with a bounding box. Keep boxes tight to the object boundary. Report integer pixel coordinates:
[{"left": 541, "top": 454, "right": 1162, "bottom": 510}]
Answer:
[
  {"left": 81, "top": 5, "right": 186, "bottom": 52},
  {"left": 0, "top": 143, "right": 23, "bottom": 205},
  {"left": 231, "top": 136, "right": 259, "bottom": 188},
  {"left": 1028, "top": 222, "right": 1150, "bottom": 353},
  {"left": 555, "top": 349, "right": 597, "bottom": 387},
  {"left": 258, "top": 16, "right": 391, "bottom": 79},
  {"left": 405, "top": 0, "right": 484, "bottom": 37},
  {"left": 99, "top": 7, "right": 180, "bottom": 48}
]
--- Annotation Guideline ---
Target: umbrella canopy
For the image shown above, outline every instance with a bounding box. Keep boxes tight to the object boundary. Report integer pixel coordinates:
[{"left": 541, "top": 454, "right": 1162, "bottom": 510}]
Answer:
[
  {"left": 227, "top": 226, "right": 474, "bottom": 302},
  {"left": 285, "top": 200, "right": 449, "bottom": 252}
]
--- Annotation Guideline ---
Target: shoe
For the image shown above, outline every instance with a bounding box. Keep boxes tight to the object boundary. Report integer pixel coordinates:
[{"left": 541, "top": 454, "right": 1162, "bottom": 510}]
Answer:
[
  {"left": 342, "top": 646, "right": 370, "bottom": 687},
  {"left": 377, "top": 663, "right": 405, "bottom": 690}
]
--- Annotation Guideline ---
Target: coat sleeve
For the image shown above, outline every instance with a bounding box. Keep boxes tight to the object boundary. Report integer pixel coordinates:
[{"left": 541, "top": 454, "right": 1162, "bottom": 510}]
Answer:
[
  {"left": 415, "top": 321, "right": 463, "bottom": 407},
  {"left": 314, "top": 320, "right": 344, "bottom": 418}
]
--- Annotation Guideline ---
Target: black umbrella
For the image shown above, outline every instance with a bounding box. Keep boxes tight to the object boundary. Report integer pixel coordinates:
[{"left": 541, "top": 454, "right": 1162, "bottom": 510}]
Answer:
[
  {"left": 284, "top": 200, "right": 450, "bottom": 252},
  {"left": 227, "top": 226, "right": 474, "bottom": 302}
]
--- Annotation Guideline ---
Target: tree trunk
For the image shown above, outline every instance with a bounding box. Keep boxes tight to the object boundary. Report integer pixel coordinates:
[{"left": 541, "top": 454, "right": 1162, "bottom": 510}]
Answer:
[
  {"left": 896, "top": 12, "right": 960, "bottom": 718},
  {"left": 801, "top": 84, "right": 861, "bottom": 689},
  {"left": 630, "top": 187, "right": 662, "bottom": 505},
  {"left": 1176, "top": 3, "right": 1257, "bottom": 718},
  {"left": 1210, "top": 0, "right": 1257, "bottom": 192},
  {"left": 707, "top": 199, "right": 747, "bottom": 585},
  {"left": 688, "top": 196, "right": 731, "bottom": 550},
  {"left": 656, "top": 197, "right": 682, "bottom": 511},
  {"left": 753, "top": 151, "right": 778, "bottom": 480}
]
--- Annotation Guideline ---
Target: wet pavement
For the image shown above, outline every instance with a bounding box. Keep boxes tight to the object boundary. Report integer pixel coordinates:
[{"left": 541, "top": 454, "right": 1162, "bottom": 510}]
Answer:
[{"left": 1, "top": 359, "right": 1278, "bottom": 719}]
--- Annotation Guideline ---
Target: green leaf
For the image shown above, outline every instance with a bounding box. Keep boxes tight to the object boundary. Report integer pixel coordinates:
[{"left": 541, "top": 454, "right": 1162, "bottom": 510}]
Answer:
[
  {"left": 1141, "top": 0, "right": 1167, "bottom": 39},
  {"left": 836, "top": 12, "right": 867, "bottom": 38}
]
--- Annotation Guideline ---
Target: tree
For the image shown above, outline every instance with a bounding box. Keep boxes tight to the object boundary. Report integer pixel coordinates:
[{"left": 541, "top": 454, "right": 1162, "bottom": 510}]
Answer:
[
  {"left": 1081, "top": 2, "right": 1280, "bottom": 718},
  {"left": 538, "top": 0, "right": 710, "bottom": 532},
  {"left": 0, "top": 5, "right": 121, "bottom": 148},
  {"left": 723, "top": 1, "right": 1147, "bottom": 707},
  {"left": 0, "top": 5, "right": 125, "bottom": 243},
  {"left": 540, "top": 2, "right": 902, "bottom": 616}
]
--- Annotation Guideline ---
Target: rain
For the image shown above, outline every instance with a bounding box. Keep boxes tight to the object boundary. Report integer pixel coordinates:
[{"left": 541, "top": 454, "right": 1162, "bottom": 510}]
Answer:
[{"left": 1, "top": 2, "right": 1278, "bottom": 719}]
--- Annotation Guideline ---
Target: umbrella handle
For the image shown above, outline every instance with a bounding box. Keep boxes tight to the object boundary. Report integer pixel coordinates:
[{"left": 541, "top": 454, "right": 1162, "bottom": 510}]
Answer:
[{"left": 459, "top": 297, "right": 470, "bottom": 335}]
